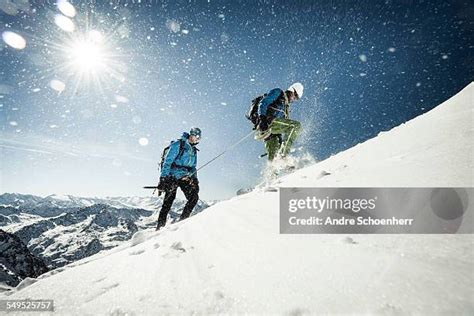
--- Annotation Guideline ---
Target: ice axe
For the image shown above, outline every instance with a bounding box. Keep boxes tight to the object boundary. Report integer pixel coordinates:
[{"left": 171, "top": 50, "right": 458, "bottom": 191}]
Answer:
[{"left": 143, "top": 179, "right": 163, "bottom": 196}]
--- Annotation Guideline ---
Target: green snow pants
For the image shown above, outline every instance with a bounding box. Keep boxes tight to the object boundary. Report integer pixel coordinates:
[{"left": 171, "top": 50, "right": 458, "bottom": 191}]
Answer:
[{"left": 263, "top": 118, "right": 302, "bottom": 161}]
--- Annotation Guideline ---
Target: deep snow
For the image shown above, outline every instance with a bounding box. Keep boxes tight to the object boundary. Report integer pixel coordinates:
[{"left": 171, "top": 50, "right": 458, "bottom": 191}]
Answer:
[{"left": 1, "top": 83, "right": 473, "bottom": 315}]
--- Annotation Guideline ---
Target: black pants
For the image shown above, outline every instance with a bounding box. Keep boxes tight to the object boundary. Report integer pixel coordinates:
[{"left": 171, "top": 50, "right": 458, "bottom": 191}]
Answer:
[{"left": 157, "top": 177, "right": 199, "bottom": 229}]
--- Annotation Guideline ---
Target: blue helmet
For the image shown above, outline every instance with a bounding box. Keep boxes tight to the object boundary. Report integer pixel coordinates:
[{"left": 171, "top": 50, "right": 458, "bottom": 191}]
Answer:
[{"left": 189, "top": 127, "right": 202, "bottom": 138}]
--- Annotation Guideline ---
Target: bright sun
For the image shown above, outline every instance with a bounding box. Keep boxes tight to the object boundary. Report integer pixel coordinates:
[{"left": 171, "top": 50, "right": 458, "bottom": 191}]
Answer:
[
  {"left": 68, "top": 31, "right": 107, "bottom": 72},
  {"left": 57, "top": 29, "right": 125, "bottom": 94},
  {"left": 70, "top": 40, "right": 104, "bottom": 70}
]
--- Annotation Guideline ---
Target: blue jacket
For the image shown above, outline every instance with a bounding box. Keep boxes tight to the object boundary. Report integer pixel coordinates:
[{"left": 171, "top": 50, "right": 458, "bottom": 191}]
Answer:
[
  {"left": 160, "top": 132, "right": 198, "bottom": 179},
  {"left": 257, "top": 88, "right": 288, "bottom": 119}
]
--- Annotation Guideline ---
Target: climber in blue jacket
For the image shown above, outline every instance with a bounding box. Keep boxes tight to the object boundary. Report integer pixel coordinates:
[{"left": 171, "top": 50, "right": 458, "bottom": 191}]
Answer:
[{"left": 156, "top": 127, "right": 201, "bottom": 230}]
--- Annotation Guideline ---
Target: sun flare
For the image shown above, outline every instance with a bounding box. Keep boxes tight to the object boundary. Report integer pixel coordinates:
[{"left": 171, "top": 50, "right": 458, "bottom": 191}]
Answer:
[
  {"left": 57, "top": 29, "right": 125, "bottom": 93},
  {"left": 69, "top": 39, "right": 105, "bottom": 71}
]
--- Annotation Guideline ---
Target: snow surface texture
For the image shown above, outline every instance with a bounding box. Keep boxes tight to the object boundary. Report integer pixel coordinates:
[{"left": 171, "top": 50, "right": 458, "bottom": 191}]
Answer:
[{"left": 1, "top": 83, "right": 473, "bottom": 314}]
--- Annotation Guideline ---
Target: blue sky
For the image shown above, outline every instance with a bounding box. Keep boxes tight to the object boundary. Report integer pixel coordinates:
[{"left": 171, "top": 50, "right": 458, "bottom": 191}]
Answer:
[{"left": 1, "top": 0, "right": 472, "bottom": 200}]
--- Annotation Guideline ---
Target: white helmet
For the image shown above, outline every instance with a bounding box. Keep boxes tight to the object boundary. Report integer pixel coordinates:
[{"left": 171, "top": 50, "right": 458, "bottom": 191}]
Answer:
[{"left": 287, "top": 82, "right": 304, "bottom": 99}]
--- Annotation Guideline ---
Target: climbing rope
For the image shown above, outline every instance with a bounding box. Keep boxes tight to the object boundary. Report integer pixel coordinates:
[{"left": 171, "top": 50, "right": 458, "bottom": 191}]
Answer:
[{"left": 194, "top": 130, "right": 255, "bottom": 174}]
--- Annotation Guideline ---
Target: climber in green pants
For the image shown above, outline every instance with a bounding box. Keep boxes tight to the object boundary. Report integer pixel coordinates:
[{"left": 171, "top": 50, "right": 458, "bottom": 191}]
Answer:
[
  {"left": 254, "top": 83, "right": 304, "bottom": 161},
  {"left": 263, "top": 118, "right": 302, "bottom": 161}
]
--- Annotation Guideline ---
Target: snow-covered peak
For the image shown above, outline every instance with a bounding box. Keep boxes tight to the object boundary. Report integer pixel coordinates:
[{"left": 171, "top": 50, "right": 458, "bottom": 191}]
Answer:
[
  {"left": 0, "top": 193, "right": 164, "bottom": 214},
  {"left": 45, "top": 194, "right": 73, "bottom": 202}
]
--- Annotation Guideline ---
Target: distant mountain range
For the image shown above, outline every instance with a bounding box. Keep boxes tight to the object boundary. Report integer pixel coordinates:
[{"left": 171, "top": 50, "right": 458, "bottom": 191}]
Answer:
[{"left": 0, "top": 193, "right": 213, "bottom": 287}]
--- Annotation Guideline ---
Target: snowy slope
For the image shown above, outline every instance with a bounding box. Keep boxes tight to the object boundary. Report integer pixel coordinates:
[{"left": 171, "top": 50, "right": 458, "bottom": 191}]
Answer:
[{"left": 1, "top": 83, "right": 473, "bottom": 315}]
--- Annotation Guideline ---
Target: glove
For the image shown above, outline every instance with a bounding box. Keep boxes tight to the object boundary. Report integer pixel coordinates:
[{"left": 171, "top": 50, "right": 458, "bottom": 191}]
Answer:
[
  {"left": 257, "top": 115, "right": 269, "bottom": 131},
  {"left": 157, "top": 176, "right": 175, "bottom": 191}
]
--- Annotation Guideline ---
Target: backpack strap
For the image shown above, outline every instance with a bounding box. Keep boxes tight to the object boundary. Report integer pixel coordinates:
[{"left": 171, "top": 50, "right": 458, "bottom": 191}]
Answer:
[
  {"left": 267, "top": 90, "right": 289, "bottom": 119},
  {"left": 177, "top": 139, "right": 186, "bottom": 159}
]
